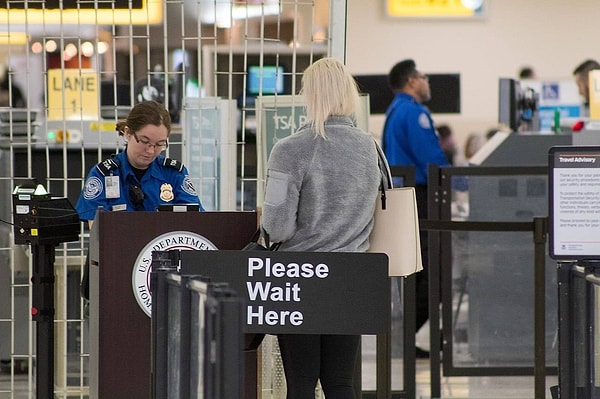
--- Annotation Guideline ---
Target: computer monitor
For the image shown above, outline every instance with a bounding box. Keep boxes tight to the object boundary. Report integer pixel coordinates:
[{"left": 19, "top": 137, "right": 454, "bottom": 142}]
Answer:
[
  {"left": 100, "top": 81, "right": 131, "bottom": 106},
  {"left": 425, "top": 73, "right": 461, "bottom": 114},
  {"left": 353, "top": 75, "right": 394, "bottom": 114},
  {"left": 498, "top": 78, "right": 521, "bottom": 132},
  {"left": 247, "top": 65, "right": 285, "bottom": 95}
]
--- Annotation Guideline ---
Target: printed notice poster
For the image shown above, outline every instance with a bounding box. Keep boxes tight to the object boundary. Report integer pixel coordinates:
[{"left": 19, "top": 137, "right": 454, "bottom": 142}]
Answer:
[{"left": 550, "top": 146, "right": 600, "bottom": 259}]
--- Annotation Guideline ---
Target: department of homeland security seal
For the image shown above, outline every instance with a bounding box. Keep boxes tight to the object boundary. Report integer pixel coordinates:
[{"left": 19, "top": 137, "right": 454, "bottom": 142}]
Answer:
[{"left": 132, "top": 230, "right": 218, "bottom": 316}]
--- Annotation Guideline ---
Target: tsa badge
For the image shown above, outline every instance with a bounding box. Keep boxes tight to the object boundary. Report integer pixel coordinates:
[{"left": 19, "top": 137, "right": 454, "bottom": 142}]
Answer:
[{"left": 160, "top": 183, "right": 174, "bottom": 202}]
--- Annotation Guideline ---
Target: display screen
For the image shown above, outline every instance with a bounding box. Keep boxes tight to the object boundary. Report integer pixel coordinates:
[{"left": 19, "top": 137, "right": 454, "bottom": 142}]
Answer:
[
  {"left": 247, "top": 65, "right": 284, "bottom": 95},
  {"left": 100, "top": 80, "right": 131, "bottom": 106},
  {"left": 353, "top": 75, "right": 394, "bottom": 115},
  {"left": 354, "top": 73, "right": 461, "bottom": 114},
  {"left": 426, "top": 74, "right": 461, "bottom": 114},
  {"left": 498, "top": 78, "right": 521, "bottom": 132}
]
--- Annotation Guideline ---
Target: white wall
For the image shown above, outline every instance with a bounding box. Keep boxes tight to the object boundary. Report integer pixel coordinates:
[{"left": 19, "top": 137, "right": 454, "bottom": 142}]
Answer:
[{"left": 345, "top": 0, "right": 600, "bottom": 151}]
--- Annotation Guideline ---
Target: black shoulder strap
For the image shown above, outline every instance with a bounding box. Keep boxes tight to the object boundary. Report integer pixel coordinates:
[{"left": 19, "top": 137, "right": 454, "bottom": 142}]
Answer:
[
  {"left": 374, "top": 139, "right": 393, "bottom": 190},
  {"left": 95, "top": 156, "right": 119, "bottom": 176},
  {"left": 163, "top": 157, "right": 184, "bottom": 172}
]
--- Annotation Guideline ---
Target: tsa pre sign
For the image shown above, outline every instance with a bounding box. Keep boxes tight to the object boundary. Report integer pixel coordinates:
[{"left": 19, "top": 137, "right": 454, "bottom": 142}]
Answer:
[{"left": 47, "top": 69, "right": 99, "bottom": 120}]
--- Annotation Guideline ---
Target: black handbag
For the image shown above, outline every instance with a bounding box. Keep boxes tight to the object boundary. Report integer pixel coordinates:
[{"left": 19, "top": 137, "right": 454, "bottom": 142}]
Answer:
[{"left": 242, "top": 228, "right": 281, "bottom": 251}]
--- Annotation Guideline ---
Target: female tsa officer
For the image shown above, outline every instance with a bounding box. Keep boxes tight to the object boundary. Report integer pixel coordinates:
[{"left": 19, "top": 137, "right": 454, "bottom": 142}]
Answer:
[
  {"left": 75, "top": 100, "right": 203, "bottom": 225},
  {"left": 75, "top": 100, "right": 203, "bottom": 299}
]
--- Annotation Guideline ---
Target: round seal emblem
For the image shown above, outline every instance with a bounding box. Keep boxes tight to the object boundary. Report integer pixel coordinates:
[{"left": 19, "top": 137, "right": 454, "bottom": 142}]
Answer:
[
  {"left": 131, "top": 230, "right": 218, "bottom": 316},
  {"left": 83, "top": 176, "right": 103, "bottom": 200}
]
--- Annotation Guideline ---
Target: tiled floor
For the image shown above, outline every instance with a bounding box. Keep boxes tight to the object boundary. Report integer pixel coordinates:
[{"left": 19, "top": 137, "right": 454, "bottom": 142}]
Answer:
[
  {"left": 414, "top": 360, "right": 558, "bottom": 399},
  {"left": 0, "top": 363, "right": 559, "bottom": 399},
  {"left": 359, "top": 356, "right": 558, "bottom": 399},
  {"left": 0, "top": 334, "right": 559, "bottom": 399}
]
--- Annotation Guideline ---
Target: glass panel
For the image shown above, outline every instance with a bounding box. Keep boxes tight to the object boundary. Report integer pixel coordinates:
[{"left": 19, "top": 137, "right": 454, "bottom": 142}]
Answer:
[
  {"left": 450, "top": 230, "right": 558, "bottom": 367},
  {"left": 391, "top": 277, "right": 405, "bottom": 390},
  {"left": 1, "top": 0, "right": 330, "bottom": 396},
  {"left": 361, "top": 277, "right": 405, "bottom": 392},
  {"left": 572, "top": 274, "right": 588, "bottom": 391},
  {"left": 453, "top": 175, "right": 548, "bottom": 222}
]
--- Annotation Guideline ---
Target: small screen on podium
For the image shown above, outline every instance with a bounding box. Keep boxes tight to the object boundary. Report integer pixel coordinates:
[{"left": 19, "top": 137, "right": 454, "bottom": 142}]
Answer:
[{"left": 157, "top": 204, "right": 200, "bottom": 212}]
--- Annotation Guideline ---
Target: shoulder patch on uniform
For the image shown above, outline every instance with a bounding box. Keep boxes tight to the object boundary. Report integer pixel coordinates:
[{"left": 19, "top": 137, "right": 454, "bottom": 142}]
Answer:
[
  {"left": 163, "top": 157, "right": 184, "bottom": 172},
  {"left": 96, "top": 158, "right": 119, "bottom": 176},
  {"left": 418, "top": 113, "right": 431, "bottom": 129},
  {"left": 181, "top": 175, "right": 198, "bottom": 196},
  {"left": 83, "top": 176, "right": 103, "bottom": 200}
]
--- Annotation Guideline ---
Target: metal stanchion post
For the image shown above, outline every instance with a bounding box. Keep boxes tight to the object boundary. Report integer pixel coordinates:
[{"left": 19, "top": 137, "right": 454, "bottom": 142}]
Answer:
[{"left": 533, "top": 217, "right": 547, "bottom": 399}]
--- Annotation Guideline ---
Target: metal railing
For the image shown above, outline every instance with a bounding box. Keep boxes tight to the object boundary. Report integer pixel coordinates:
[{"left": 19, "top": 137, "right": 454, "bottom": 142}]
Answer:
[
  {"left": 556, "top": 260, "right": 600, "bottom": 399},
  {"left": 424, "top": 165, "right": 558, "bottom": 399}
]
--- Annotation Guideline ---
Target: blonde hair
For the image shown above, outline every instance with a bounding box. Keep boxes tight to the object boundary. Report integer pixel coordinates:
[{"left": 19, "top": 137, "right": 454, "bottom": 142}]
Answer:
[{"left": 301, "top": 57, "right": 360, "bottom": 137}]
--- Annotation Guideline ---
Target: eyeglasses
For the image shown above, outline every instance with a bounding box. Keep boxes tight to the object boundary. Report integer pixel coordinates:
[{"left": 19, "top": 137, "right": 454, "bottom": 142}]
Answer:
[
  {"left": 132, "top": 132, "right": 168, "bottom": 152},
  {"left": 413, "top": 73, "right": 428, "bottom": 81}
]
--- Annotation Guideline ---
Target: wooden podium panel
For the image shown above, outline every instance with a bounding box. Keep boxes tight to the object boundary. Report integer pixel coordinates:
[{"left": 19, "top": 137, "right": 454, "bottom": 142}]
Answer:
[{"left": 88, "top": 211, "right": 257, "bottom": 399}]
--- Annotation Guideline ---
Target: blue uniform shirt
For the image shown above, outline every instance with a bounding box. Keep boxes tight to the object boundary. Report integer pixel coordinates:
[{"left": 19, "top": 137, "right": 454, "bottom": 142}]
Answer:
[
  {"left": 75, "top": 150, "right": 203, "bottom": 221},
  {"left": 382, "top": 93, "right": 449, "bottom": 185}
]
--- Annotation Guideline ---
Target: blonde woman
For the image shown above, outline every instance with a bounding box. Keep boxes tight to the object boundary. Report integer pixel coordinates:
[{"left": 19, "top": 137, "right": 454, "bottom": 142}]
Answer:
[{"left": 261, "top": 58, "right": 380, "bottom": 398}]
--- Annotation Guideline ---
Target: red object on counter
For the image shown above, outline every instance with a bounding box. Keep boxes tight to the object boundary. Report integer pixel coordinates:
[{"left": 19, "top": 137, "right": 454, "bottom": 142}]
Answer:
[{"left": 572, "top": 120, "right": 585, "bottom": 132}]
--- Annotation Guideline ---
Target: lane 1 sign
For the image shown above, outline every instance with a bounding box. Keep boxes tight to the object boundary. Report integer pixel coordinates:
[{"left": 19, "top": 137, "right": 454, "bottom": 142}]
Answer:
[{"left": 47, "top": 68, "right": 99, "bottom": 120}]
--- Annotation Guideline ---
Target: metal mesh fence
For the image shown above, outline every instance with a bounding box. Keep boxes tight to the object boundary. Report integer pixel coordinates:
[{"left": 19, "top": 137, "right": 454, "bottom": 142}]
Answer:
[{"left": 0, "top": 1, "right": 331, "bottom": 397}]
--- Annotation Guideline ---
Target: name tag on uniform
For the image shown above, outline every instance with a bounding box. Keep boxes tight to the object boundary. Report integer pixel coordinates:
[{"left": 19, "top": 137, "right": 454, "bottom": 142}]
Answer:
[
  {"left": 105, "top": 176, "right": 120, "bottom": 199},
  {"left": 112, "top": 204, "right": 126, "bottom": 212}
]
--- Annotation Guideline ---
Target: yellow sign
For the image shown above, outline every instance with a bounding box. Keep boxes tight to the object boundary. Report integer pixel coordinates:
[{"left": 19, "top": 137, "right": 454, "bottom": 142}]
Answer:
[
  {"left": 387, "top": 0, "right": 484, "bottom": 17},
  {"left": 47, "top": 69, "right": 99, "bottom": 120},
  {"left": 589, "top": 70, "right": 600, "bottom": 120},
  {"left": 89, "top": 122, "right": 118, "bottom": 132},
  {"left": 0, "top": 32, "right": 27, "bottom": 45},
  {"left": 0, "top": 0, "right": 162, "bottom": 25}
]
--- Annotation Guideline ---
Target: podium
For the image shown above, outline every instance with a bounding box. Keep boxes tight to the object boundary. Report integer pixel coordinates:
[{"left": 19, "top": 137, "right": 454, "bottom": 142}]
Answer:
[{"left": 88, "top": 210, "right": 257, "bottom": 399}]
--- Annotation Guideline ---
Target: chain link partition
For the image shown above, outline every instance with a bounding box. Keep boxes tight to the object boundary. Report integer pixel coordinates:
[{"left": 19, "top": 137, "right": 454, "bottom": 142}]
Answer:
[{"left": 0, "top": 1, "right": 333, "bottom": 397}]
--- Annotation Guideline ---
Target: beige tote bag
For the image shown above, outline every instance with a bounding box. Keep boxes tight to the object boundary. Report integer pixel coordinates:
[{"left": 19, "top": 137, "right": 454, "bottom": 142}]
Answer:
[{"left": 369, "top": 141, "right": 423, "bottom": 276}]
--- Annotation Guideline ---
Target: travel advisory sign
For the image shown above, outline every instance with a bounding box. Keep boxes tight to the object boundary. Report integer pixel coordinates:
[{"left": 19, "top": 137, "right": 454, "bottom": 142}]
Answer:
[
  {"left": 550, "top": 146, "right": 600, "bottom": 259},
  {"left": 180, "top": 250, "right": 390, "bottom": 335},
  {"left": 132, "top": 231, "right": 217, "bottom": 316}
]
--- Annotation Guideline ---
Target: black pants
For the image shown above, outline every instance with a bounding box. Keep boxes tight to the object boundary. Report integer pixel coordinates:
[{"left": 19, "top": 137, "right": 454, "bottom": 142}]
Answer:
[
  {"left": 415, "top": 185, "right": 429, "bottom": 333},
  {"left": 277, "top": 334, "right": 360, "bottom": 399}
]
